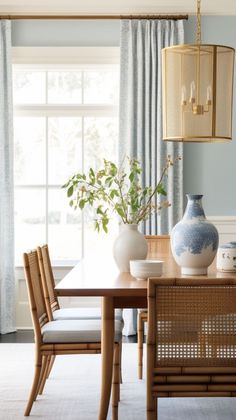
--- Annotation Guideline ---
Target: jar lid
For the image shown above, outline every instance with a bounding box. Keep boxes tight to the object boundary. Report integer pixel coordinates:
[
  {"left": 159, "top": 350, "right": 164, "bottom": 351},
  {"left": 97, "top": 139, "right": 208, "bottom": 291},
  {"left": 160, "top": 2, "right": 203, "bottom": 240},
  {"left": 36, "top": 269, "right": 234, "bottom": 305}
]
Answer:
[{"left": 219, "top": 241, "right": 236, "bottom": 249}]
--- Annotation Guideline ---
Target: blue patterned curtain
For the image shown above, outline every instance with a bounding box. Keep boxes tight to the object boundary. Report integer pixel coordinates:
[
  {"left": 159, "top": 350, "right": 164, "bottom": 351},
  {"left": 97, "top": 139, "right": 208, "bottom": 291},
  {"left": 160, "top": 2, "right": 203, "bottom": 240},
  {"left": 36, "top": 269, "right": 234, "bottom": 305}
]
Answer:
[
  {"left": 119, "top": 19, "right": 184, "bottom": 335},
  {"left": 0, "top": 20, "right": 15, "bottom": 334}
]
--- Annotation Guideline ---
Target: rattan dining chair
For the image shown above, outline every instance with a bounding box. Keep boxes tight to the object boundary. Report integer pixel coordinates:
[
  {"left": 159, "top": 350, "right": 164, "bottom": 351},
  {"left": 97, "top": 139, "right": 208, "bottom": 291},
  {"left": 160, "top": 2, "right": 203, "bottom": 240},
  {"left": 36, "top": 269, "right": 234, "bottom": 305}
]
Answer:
[
  {"left": 137, "top": 235, "right": 170, "bottom": 379},
  {"left": 23, "top": 250, "right": 123, "bottom": 418},
  {"left": 146, "top": 277, "right": 236, "bottom": 420},
  {"left": 37, "top": 244, "right": 123, "bottom": 380},
  {"left": 37, "top": 244, "right": 123, "bottom": 323}
]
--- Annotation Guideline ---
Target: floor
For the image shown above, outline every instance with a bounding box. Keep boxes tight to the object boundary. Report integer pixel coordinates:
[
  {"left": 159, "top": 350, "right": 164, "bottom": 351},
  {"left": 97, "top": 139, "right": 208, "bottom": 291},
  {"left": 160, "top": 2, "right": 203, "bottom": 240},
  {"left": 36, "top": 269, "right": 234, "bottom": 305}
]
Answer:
[{"left": 0, "top": 330, "right": 138, "bottom": 343}]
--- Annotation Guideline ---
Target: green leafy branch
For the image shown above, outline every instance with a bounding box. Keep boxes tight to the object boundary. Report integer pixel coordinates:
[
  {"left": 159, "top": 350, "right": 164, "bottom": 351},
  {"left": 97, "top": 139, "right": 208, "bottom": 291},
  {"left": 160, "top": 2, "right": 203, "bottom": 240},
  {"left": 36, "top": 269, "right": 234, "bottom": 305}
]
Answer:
[{"left": 62, "top": 155, "right": 181, "bottom": 233}]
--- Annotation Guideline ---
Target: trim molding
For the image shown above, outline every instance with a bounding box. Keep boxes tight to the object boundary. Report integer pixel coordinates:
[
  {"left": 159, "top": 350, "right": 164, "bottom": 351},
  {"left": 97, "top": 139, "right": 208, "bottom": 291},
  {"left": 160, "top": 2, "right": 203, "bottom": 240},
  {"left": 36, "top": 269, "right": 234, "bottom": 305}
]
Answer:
[
  {"left": 1, "top": 1, "right": 235, "bottom": 16},
  {"left": 208, "top": 216, "right": 236, "bottom": 243},
  {"left": 12, "top": 46, "right": 120, "bottom": 65},
  {"left": 208, "top": 216, "right": 236, "bottom": 222}
]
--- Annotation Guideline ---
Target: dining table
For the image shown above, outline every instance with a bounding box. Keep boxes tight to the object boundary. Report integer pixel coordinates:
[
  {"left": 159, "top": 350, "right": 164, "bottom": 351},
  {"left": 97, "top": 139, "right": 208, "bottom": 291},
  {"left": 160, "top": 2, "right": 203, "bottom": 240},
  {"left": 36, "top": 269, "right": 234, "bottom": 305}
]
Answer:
[{"left": 55, "top": 237, "right": 236, "bottom": 420}]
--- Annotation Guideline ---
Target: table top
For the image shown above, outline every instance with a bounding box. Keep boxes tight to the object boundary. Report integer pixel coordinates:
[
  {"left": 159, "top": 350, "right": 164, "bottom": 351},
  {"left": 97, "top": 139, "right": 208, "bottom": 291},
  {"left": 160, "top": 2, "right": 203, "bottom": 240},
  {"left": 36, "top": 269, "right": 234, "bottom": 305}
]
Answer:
[{"left": 55, "top": 251, "right": 236, "bottom": 297}]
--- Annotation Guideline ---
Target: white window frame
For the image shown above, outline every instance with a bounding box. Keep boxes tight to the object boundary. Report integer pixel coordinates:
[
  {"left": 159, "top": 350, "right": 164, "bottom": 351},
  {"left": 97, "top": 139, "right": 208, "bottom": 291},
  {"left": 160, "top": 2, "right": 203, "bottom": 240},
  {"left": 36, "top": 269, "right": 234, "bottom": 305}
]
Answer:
[{"left": 13, "top": 47, "right": 120, "bottom": 267}]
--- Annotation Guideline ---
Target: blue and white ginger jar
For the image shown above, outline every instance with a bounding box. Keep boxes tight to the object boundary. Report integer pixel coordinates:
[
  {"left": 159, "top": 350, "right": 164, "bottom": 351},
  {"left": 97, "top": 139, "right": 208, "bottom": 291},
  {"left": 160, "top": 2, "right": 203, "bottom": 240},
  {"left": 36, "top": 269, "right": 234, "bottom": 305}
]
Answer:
[{"left": 171, "top": 194, "right": 219, "bottom": 275}]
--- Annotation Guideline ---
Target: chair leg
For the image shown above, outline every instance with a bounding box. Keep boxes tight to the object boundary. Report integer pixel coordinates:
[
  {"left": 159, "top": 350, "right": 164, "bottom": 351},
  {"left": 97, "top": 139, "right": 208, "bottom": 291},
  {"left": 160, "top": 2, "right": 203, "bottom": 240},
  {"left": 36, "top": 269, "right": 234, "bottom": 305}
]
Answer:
[
  {"left": 38, "top": 354, "right": 56, "bottom": 396},
  {"left": 112, "top": 343, "right": 120, "bottom": 420},
  {"left": 46, "top": 354, "right": 56, "bottom": 379},
  {"left": 119, "top": 340, "right": 122, "bottom": 385},
  {"left": 118, "top": 342, "right": 122, "bottom": 402},
  {"left": 138, "top": 312, "right": 145, "bottom": 379},
  {"left": 24, "top": 351, "right": 43, "bottom": 416},
  {"left": 147, "top": 397, "right": 158, "bottom": 420},
  {"left": 38, "top": 355, "right": 51, "bottom": 395},
  {"left": 34, "top": 355, "right": 48, "bottom": 399}
]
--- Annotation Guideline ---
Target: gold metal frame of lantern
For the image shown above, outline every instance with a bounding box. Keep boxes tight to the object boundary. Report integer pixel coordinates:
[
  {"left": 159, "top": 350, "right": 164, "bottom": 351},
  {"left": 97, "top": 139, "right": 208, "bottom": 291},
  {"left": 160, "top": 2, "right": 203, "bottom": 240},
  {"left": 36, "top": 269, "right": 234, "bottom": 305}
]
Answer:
[{"left": 162, "top": 0, "right": 235, "bottom": 142}]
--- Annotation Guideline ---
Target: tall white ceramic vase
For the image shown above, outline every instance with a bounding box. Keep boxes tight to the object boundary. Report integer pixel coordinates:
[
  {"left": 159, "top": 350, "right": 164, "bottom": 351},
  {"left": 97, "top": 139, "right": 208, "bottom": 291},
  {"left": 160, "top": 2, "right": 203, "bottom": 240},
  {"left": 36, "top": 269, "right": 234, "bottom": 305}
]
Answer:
[{"left": 113, "top": 224, "right": 148, "bottom": 272}]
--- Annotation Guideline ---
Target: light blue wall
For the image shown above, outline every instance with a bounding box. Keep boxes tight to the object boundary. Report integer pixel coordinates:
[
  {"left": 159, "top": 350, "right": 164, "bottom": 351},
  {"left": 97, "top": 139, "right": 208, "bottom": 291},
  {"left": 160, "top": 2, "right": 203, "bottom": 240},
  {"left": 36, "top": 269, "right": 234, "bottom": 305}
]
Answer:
[
  {"left": 11, "top": 17, "right": 236, "bottom": 215},
  {"left": 12, "top": 20, "right": 120, "bottom": 46},
  {"left": 184, "top": 17, "right": 236, "bottom": 215}
]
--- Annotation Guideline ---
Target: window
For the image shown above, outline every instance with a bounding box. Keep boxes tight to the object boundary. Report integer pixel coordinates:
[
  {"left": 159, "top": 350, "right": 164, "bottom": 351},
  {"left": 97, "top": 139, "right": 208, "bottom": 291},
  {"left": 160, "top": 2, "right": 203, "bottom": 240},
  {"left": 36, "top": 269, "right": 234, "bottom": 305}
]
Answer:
[{"left": 13, "top": 48, "right": 119, "bottom": 264}]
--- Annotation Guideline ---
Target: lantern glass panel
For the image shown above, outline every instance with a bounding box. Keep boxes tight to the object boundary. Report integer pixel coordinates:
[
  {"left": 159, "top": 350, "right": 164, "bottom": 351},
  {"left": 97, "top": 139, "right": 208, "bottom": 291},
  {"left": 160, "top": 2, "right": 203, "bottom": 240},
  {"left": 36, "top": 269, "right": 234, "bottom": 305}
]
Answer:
[{"left": 162, "top": 45, "right": 235, "bottom": 142}]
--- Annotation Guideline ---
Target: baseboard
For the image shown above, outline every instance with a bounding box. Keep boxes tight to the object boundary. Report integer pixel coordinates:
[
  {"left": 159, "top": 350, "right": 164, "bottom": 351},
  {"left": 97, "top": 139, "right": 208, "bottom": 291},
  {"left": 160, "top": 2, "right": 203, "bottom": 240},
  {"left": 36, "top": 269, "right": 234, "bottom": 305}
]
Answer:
[{"left": 16, "top": 327, "right": 33, "bottom": 330}]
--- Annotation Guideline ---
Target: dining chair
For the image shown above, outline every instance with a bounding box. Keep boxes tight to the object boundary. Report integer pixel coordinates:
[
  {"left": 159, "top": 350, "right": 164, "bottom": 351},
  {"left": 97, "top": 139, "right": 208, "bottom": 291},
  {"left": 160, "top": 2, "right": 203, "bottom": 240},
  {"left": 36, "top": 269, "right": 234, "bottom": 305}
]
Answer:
[
  {"left": 37, "top": 244, "right": 123, "bottom": 379},
  {"left": 146, "top": 277, "right": 236, "bottom": 420},
  {"left": 37, "top": 244, "right": 123, "bottom": 321},
  {"left": 137, "top": 235, "right": 170, "bottom": 379},
  {"left": 23, "top": 249, "right": 123, "bottom": 418}
]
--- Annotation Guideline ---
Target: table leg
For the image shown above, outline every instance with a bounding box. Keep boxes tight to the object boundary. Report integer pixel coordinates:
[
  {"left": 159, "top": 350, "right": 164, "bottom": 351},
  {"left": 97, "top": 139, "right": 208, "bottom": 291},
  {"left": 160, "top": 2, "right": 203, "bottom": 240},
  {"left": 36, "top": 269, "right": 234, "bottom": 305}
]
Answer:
[{"left": 98, "top": 296, "right": 114, "bottom": 420}]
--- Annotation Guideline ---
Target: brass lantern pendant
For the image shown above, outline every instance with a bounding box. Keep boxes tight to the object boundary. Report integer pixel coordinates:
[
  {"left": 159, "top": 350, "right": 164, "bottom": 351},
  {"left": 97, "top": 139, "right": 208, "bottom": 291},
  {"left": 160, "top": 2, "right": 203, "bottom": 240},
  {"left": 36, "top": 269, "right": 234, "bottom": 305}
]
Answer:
[{"left": 162, "top": 0, "right": 235, "bottom": 142}]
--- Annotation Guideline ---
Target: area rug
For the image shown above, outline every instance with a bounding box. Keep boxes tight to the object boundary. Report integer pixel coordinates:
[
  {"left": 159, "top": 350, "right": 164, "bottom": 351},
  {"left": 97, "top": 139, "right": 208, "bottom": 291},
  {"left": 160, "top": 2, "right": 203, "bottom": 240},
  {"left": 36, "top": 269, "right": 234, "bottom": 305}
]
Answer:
[{"left": 0, "top": 343, "right": 236, "bottom": 420}]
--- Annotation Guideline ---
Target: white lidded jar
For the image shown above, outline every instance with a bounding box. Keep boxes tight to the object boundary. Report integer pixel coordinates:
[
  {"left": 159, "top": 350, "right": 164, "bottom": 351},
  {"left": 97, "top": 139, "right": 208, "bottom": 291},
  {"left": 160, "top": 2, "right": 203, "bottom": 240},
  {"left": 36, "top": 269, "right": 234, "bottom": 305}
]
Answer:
[
  {"left": 217, "top": 242, "right": 236, "bottom": 272},
  {"left": 113, "top": 224, "right": 148, "bottom": 272}
]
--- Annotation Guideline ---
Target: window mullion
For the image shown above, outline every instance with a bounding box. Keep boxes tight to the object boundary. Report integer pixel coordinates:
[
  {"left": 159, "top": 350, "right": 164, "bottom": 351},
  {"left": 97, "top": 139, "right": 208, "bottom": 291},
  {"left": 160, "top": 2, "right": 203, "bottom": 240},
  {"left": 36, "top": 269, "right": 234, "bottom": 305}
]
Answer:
[
  {"left": 81, "top": 70, "right": 84, "bottom": 105},
  {"left": 14, "top": 105, "right": 118, "bottom": 118}
]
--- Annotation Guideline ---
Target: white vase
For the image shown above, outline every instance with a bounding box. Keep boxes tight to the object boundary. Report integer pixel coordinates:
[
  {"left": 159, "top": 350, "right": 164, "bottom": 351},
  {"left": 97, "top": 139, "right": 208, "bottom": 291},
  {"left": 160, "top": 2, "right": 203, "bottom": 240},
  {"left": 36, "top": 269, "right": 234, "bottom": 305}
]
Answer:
[{"left": 113, "top": 224, "right": 148, "bottom": 272}]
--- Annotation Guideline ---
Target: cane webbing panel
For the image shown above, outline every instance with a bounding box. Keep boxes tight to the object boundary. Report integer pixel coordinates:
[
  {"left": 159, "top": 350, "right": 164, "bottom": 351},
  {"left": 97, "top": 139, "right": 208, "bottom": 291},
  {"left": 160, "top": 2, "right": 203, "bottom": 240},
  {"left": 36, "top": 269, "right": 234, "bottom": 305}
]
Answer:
[
  {"left": 25, "top": 251, "right": 48, "bottom": 328},
  {"left": 156, "top": 285, "right": 236, "bottom": 367}
]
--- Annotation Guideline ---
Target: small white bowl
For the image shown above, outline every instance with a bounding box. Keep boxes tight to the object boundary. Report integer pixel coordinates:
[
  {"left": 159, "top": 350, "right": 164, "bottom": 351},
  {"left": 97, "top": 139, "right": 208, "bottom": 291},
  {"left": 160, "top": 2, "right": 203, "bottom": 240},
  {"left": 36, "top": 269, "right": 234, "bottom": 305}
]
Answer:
[{"left": 130, "top": 259, "right": 163, "bottom": 279}]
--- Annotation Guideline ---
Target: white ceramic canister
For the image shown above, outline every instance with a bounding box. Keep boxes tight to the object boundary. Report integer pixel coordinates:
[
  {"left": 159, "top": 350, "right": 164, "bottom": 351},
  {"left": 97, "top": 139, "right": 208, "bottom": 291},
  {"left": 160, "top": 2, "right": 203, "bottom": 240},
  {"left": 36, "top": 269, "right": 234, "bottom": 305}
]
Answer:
[{"left": 216, "top": 242, "right": 236, "bottom": 272}]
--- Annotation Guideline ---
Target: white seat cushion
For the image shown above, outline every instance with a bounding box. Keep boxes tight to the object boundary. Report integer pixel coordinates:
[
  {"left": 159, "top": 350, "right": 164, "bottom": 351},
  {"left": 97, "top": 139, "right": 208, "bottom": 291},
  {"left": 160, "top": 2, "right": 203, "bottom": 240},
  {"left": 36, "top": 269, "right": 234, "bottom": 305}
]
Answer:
[
  {"left": 53, "top": 307, "right": 123, "bottom": 322},
  {"left": 42, "top": 319, "right": 123, "bottom": 343}
]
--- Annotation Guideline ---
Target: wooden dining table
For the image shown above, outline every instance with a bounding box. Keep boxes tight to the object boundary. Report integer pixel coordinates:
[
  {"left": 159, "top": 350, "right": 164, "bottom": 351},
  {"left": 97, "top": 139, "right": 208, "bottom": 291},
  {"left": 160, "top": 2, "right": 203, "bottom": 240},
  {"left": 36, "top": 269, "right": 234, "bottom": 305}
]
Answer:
[{"left": 55, "top": 237, "right": 236, "bottom": 420}]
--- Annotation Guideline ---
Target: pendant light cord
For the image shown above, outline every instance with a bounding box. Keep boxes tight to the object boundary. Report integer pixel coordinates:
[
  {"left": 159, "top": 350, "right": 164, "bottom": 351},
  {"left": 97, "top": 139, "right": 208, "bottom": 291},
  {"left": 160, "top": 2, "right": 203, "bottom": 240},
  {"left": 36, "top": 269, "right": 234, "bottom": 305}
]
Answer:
[{"left": 196, "top": 0, "right": 201, "bottom": 44}]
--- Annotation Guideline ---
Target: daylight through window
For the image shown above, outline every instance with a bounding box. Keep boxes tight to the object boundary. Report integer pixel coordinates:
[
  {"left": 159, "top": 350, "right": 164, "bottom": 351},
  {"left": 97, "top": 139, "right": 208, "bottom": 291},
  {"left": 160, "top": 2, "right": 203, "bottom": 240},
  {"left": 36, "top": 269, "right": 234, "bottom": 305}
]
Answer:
[{"left": 13, "top": 63, "right": 119, "bottom": 263}]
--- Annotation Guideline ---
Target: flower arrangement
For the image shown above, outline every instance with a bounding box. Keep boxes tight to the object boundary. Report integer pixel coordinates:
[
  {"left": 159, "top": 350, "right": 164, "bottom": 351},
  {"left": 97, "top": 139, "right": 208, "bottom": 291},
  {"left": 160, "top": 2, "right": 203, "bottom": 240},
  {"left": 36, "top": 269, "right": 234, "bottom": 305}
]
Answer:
[{"left": 62, "top": 155, "right": 180, "bottom": 233}]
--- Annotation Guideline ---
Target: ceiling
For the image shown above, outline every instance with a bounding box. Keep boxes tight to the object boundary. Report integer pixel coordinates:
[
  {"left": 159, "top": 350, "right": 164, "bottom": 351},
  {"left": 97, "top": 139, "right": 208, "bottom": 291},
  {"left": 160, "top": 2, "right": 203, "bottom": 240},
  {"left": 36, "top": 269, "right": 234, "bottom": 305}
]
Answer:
[{"left": 0, "top": 0, "right": 236, "bottom": 16}]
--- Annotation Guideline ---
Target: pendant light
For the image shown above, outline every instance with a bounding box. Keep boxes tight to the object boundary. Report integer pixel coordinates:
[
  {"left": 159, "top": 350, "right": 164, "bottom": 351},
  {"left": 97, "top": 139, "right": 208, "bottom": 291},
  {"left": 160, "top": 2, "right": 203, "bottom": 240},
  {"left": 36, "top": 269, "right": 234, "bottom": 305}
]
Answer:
[{"left": 162, "top": 0, "right": 235, "bottom": 142}]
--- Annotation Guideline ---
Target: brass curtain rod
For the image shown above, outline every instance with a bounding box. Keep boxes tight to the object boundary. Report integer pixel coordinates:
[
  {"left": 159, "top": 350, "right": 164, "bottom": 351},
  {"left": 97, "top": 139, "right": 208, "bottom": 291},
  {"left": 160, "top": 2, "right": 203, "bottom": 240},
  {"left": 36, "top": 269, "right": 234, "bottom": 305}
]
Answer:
[{"left": 0, "top": 14, "right": 188, "bottom": 21}]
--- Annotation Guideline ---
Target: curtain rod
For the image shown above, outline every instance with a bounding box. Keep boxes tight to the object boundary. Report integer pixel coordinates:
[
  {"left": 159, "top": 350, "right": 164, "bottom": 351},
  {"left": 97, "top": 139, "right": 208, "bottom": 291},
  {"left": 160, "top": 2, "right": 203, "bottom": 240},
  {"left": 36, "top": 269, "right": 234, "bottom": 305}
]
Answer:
[{"left": 0, "top": 14, "right": 188, "bottom": 21}]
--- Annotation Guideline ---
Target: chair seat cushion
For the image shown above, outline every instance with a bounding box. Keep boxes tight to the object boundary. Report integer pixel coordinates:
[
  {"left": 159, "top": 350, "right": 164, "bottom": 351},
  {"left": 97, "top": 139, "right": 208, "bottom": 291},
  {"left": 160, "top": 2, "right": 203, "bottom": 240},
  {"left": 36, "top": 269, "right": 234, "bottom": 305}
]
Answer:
[
  {"left": 53, "top": 307, "right": 123, "bottom": 322},
  {"left": 42, "top": 319, "right": 123, "bottom": 343}
]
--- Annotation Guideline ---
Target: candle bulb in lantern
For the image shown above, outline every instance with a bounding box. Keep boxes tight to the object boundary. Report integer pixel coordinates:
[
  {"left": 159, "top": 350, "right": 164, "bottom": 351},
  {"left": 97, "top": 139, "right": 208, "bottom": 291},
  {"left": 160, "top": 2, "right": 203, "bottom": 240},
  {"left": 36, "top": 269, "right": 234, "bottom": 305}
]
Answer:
[
  {"left": 206, "top": 85, "right": 212, "bottom": 104},
  {"left": 189, "top": 81, "right": 196, "bottom": 103},
  {"left": 181, "top": 85, "right": 187, "bottom": 105}
]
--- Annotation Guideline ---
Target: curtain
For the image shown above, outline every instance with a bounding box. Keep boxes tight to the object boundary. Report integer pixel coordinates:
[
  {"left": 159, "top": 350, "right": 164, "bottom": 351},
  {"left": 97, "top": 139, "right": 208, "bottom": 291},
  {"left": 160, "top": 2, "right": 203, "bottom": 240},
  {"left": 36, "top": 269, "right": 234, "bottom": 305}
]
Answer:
[
  {"left": 119, "top": 19, "right": 184, "bottom": 336},
  {"left": 0, "top": 20, "right": 15, "bottom": 334}
]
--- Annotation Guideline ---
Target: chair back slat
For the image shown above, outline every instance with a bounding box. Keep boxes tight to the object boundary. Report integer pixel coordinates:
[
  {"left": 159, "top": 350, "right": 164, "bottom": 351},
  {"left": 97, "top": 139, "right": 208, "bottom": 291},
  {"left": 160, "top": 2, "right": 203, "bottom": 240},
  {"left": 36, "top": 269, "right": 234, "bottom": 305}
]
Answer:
[
  {"left": 38, "top": 244, "right": 60, "bottom": 318},
  {"left": 23, "top": 251, "right": 49, "bottom": 340}
]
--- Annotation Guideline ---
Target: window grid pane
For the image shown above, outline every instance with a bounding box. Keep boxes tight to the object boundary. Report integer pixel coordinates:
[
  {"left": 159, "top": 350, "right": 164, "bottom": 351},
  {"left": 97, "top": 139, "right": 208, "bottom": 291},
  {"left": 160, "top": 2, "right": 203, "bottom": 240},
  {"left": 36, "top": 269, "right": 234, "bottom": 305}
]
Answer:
[
  {"left": 14, "top": 64, "right": 119, "bottom": 263},
  {"left": 15, "top": 188, "right": 46, "bottom": 258}
]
